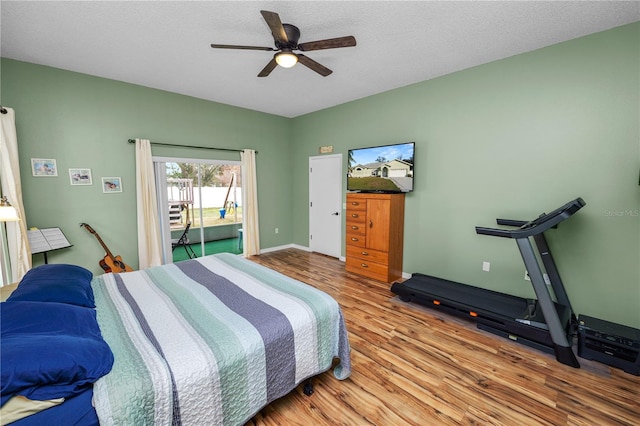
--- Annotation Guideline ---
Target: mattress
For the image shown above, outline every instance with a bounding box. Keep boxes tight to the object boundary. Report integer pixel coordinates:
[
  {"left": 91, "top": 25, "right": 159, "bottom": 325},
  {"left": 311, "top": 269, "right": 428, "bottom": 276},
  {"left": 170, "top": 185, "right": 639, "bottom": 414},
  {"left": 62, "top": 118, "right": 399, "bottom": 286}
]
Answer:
[{"left": 91, "top": 253, "right": 351, "bottom": 425}]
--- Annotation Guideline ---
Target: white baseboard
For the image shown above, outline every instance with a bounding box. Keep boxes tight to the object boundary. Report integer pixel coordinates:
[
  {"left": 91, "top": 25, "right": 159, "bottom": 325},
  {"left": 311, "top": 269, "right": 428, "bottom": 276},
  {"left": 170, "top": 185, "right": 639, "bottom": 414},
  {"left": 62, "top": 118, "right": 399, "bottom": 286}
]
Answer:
[
  {"left": 259, "top": 243, "right": 310, "bottom": 254},
  {"left": 291, "top": 244, "right": 312, "bottom": 252}
]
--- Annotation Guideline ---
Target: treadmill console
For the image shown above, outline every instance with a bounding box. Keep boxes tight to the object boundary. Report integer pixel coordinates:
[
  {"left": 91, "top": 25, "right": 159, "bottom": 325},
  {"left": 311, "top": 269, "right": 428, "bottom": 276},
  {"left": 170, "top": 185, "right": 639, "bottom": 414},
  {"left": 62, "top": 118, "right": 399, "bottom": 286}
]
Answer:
[
  {"left": 527, "top": 197, "right": 586, "bottom": 228},
  {"left": 476, "top": 197, "right": 586, "bottom": 238}
]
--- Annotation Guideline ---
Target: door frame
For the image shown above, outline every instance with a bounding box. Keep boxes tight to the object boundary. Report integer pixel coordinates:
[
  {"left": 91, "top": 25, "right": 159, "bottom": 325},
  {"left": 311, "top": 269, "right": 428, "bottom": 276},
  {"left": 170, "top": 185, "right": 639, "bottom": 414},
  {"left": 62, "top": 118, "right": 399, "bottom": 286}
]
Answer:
[
  {"left": 153, "top": 156, "right": 242, "bottom": 262},
  {"left": 308, "top": 154, "right": 343, "bottom": 259}
]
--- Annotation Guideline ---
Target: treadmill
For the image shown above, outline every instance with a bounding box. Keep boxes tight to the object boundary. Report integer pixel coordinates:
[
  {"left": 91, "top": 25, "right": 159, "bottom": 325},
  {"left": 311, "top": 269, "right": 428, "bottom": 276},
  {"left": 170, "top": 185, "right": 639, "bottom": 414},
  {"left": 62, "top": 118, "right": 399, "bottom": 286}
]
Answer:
[{"left": 391, "top": 197, "right": 585, "bottom": 368}]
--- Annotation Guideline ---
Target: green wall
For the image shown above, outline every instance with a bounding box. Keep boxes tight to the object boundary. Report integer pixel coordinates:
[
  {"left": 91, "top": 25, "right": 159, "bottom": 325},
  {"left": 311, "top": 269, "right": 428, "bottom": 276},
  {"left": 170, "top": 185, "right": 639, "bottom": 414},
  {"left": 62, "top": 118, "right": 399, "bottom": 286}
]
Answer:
[
  {"left": 1, "top": 22, "right": 638, "bottom": 328},
  {"left": 291, "top": 23, "right": 640, "bottom": 328},
  {"left": 0, "top": 59, "right": 293, "bottom": 274}
]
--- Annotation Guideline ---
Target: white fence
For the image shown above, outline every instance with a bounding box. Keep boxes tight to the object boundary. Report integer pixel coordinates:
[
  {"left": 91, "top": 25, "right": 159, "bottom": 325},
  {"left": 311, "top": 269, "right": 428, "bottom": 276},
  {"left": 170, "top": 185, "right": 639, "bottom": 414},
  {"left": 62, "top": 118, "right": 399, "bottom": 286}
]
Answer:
[{"left": 169, "top": 187, "right": 242, "bottom": 208}]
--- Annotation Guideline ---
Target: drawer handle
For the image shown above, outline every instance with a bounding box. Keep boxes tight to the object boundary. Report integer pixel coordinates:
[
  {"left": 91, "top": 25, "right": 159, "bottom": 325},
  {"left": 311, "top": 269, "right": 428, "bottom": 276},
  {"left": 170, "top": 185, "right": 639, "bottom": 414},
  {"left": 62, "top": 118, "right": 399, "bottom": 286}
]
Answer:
[
  {"left": 351, "top": 202, "right": 359, "bottom": 206},
  {"left": 351, "top": 214, "right": 359, "bottom": 218},
  {"left": 351, "top": 237, "right": 359, "bottom": 242},
  {"left": 351, "top": 226, "right": 358, "bottom": 230},
  {"left": 361, "top": 251, "right": 369, "bottom": 256},
  {"left": 361, "top": 263, "right": 368, "bottom": 268}
]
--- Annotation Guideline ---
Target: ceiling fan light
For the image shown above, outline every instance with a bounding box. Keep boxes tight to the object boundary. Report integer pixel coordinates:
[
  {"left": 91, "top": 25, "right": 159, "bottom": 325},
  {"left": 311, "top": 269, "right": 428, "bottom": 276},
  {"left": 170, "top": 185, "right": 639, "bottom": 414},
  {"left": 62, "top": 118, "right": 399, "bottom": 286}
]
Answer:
[{"left": 275, "top": 52, "right": 298, "bottom": 68}]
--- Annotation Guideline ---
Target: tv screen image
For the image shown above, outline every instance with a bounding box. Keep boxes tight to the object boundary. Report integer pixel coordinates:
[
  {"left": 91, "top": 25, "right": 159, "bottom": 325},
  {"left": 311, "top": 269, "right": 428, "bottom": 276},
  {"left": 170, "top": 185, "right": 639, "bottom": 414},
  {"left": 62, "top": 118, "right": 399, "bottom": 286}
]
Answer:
[{"left": 347, "top": 142, "right": 415, "bottom": 193}]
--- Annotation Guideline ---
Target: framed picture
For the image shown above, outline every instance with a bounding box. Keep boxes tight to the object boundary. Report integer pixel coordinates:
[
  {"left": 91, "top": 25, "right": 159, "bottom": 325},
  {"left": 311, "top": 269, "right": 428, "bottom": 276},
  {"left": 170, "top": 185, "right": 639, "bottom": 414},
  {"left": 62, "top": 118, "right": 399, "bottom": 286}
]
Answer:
[
  {"left": 31, "top": 158, "right": 57, "bottom": 177},
  {"left": 69, "top": 168, "right": 93, "bottom": 185},
  {"left": 102, "top": 177, "right": 122, "bottom": 193}
]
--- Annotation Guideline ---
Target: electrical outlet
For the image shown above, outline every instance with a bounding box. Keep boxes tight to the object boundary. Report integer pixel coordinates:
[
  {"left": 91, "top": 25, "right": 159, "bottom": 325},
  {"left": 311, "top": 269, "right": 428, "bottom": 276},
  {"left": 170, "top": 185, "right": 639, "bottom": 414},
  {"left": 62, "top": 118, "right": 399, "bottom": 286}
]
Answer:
[
  {"left": 524, "top": 270, "right": 530, "bottom": 281},
  {"left": 275, "top": 228, "right": 279, "bottom": 234},
  {"left": 482, "top": 261, "right": 490, "bottom": 272}
]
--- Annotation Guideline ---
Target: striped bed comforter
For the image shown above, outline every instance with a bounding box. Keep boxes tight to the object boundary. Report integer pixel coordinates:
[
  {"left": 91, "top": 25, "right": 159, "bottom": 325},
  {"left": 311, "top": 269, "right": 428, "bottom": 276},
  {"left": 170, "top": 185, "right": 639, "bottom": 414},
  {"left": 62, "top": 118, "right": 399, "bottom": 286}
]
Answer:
[{"left": 90, "top": 253, "right": 351, "bottom": 425}]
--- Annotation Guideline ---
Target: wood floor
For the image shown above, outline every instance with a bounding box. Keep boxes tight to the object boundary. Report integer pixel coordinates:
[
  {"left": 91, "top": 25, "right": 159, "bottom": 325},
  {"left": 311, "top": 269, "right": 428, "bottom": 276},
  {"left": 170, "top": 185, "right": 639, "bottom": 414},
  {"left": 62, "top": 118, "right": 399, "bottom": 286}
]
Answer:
[{"left": 246, "top": 248, "right": 639, "bottom": 426}]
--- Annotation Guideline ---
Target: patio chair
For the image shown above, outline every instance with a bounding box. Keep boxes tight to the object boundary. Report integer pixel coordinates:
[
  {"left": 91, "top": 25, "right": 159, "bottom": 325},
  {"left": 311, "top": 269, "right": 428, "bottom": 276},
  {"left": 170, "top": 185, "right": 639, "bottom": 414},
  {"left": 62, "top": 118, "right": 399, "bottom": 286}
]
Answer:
[{"left": 171, "top": 222, "right": 197, "bottom": 259}]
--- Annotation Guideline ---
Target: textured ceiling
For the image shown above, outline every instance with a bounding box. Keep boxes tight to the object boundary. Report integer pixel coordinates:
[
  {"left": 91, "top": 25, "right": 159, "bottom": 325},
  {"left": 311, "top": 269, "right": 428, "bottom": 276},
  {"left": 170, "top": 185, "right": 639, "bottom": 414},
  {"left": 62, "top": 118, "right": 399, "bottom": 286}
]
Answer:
[{"left": 1, "top": 1, "right": 639, "bottom": 118}]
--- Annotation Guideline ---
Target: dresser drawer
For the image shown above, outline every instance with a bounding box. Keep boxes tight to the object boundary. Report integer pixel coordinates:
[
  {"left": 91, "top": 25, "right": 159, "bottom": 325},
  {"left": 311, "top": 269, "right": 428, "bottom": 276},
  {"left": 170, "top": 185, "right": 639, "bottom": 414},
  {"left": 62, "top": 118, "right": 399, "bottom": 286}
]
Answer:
[
  {"left": 346, "top": 220, "right": 366, "bottom": 236},
  {"left": 346, "top": 245, "right": 388, "bottom": 264},
  {"left": 346, "top": 231, "right": 366, "bottom": 247},
  {"left": 346, "top": 196, "right": 366, "bottom": 211},
  {"left": 346, "top": 257, "right": 389, "bottom": 281},
  {"left": 346, "top": 210, "right": 366, "bottom": 222}
]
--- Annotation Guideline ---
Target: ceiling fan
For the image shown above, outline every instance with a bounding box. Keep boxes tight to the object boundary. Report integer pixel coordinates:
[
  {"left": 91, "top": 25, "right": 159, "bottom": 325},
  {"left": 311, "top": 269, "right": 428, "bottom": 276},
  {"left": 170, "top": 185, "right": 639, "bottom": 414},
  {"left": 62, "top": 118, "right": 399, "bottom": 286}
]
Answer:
[{"left": 211, "top": 10, "right": 356, "bottom": 77}]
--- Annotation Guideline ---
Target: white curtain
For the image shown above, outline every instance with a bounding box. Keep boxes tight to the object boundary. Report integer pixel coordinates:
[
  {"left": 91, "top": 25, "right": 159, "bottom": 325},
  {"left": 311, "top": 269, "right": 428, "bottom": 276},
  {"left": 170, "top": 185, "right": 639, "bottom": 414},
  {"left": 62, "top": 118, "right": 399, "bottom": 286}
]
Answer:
[
  {"left": 135, "top": 139, "right": 162, "bottom": 269},
  {"left": 241, "top": 149, "right": 260, "bottom": 256},
  {"left": 0, "top": 107, "right": 31, "bottom": 284}
]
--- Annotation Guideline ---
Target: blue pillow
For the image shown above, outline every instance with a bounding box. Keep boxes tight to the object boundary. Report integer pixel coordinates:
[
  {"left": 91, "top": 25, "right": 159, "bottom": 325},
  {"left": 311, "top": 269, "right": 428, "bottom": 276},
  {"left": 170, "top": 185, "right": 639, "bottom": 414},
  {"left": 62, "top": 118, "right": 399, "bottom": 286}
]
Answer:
[
  {"left": 0, "top": 301, "right": 114, "bottom": 405},
  {"left": 7, "top": 264, "right": 95, "bottom": 308}
]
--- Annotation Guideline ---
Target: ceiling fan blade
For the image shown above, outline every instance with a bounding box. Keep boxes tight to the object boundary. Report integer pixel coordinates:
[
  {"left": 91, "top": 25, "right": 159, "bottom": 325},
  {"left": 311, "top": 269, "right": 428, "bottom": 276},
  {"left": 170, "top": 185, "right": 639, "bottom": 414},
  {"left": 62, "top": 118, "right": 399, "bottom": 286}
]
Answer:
[
  {"left": 258, "top": 58, "right": 278, "bottom": 77},
  {"left": 297, "top": 54, "right": 332, "bottom": 77},
  {"left": 211, "top": 44, "right": 275, "bottom": 51},
  {"left": 298, "top": 36, "right": 356, "bottom": 52},
  {"left": 260, "top": 10, "right": 288, "bottom": 45}
]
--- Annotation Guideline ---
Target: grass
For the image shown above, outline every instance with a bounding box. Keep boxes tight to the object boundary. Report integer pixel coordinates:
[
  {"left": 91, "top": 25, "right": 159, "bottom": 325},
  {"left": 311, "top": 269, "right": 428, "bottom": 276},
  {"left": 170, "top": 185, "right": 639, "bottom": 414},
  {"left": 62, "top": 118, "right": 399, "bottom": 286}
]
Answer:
[
  {"left": 173, "top": 206, "right": 243, "bottom": 229},
  {"left": 347, "top": 176, "right": 400, "bottom": 191}
]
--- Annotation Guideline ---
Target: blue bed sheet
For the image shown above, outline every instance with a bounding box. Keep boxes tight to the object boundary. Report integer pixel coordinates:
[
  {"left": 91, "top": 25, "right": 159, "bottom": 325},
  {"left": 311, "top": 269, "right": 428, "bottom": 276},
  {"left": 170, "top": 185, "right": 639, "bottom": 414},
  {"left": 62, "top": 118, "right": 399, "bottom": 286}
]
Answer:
[
  {"left": 9, "top": 388, "right": 99, "bottom": 426},
  {"left": 1, "top": 301, "right": 113, "bottom": 406}
]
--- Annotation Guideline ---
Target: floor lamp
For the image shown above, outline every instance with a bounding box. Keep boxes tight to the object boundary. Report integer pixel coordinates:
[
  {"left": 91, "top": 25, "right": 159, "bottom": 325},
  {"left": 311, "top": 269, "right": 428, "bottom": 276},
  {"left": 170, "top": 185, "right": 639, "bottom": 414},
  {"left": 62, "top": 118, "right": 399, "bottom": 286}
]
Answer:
[{"left": 0, "top": 196, "right": 20, "bottom": 286}]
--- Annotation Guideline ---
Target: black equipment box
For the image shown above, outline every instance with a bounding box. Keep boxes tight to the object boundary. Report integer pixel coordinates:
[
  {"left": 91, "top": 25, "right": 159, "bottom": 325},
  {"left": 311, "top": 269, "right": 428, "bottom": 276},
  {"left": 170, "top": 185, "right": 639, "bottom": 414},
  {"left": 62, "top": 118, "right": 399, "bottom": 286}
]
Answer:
[{"left": 577, "top": 314, "right": 640, "bottom": 376}]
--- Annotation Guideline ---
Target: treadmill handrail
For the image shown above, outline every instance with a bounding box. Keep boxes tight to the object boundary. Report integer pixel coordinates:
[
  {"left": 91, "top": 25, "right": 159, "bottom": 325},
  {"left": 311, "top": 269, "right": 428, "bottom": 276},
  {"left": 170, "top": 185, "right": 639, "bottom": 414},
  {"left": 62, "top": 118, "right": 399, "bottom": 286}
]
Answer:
[
  {"left": 475, "top": 226, "right": 512, "bottom": 238},
  {"left": 476, "top": 198, "right": 585, "bottom": 239},
  {"left": 496, "top": 219, "right": 527, "bottom": 227}
]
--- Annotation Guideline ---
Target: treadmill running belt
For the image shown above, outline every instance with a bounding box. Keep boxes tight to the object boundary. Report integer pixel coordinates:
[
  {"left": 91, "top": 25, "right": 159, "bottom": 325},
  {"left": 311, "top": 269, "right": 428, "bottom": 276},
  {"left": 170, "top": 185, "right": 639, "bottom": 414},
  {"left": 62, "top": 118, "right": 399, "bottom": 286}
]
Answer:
[{"left": 396, "top": 273, "right": 533, "bottom": 320}]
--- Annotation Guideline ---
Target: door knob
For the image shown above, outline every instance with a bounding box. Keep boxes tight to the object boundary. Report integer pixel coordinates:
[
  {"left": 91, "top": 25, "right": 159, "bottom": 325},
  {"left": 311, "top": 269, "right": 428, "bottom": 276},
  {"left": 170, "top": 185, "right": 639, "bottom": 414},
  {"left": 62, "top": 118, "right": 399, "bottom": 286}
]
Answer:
[{"left": 332, "top": 212, "right": 339, "bottom": 216}]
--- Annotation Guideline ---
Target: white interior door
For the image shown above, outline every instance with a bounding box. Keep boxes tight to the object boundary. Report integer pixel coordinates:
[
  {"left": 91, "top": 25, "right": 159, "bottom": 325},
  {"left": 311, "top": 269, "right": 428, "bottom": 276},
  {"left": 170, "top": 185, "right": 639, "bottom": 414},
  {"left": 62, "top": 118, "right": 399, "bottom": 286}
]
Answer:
[{"left": 309, "top": 154, "right": 342, "bottom": 258}]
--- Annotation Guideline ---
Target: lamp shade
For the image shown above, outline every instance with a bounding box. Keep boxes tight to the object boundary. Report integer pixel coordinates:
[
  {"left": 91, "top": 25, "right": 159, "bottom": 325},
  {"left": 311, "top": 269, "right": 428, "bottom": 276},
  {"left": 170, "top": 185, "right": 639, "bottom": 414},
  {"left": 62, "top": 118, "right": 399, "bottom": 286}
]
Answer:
[
  {"left": 0, "top": 197, "right": 19, "bottom": 222},
  {"left": 275, "top": 51, "right": 298, "bottom": 68}
]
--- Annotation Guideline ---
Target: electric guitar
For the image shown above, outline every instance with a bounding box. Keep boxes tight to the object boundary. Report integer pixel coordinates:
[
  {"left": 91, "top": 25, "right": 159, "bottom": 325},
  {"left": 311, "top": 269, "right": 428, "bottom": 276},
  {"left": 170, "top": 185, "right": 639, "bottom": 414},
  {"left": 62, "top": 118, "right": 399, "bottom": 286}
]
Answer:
[{"left": 80, "top": 223, "right": 134, "bottom": 273}]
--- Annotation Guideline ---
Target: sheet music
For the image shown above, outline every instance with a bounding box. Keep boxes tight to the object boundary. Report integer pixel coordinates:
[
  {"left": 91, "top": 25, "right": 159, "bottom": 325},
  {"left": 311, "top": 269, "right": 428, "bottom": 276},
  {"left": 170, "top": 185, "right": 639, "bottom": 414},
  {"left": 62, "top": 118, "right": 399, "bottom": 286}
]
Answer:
[
  {"left": 41, "top": 228, "right": 71, "bottom": 250},
  {"left": 27, "top": 230, "right": 51, "bottom": 254},
  {"left": 27, "top": 228, "right": 72, "bottom": 254}
]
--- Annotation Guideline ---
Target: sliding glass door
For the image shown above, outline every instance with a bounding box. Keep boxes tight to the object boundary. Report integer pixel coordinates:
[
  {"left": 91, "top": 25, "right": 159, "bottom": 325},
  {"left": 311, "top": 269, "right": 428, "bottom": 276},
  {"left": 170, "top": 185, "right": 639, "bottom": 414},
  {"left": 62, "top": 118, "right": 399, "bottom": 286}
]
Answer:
[{"left": 153, "top": 156, "right": 242, "bottom": 262}]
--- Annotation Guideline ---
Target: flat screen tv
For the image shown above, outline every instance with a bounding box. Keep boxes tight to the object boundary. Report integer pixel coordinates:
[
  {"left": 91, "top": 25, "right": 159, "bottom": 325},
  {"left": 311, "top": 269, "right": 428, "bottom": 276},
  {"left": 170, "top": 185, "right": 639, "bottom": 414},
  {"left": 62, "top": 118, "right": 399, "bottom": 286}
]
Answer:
[{"left": 347, "top": 142, "right": 415, "bottom": 193}]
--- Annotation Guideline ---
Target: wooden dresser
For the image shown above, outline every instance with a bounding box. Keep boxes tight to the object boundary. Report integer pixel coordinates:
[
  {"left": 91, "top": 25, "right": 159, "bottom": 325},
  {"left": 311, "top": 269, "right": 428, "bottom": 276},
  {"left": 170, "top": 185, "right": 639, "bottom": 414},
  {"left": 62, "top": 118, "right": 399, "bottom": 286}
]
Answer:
[{"left": 345, "top": 192, "right": 405, "bottom": 282}]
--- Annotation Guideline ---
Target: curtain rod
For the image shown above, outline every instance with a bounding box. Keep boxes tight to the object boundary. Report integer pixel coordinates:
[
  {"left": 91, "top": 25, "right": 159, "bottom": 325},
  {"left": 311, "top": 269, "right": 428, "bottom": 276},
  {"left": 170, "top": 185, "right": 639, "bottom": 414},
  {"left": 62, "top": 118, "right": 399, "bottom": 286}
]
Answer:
[{"left": 127, "top": 139, "right": 257, "bottom": 154}]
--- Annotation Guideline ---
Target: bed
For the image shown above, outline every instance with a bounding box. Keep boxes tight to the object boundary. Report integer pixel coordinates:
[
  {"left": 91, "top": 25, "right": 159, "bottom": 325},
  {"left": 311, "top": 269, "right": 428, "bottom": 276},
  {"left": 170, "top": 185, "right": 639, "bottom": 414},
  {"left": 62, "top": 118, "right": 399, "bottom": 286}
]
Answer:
[{"left": 1, "top": 253, "right": 351, "bottom": 425}]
